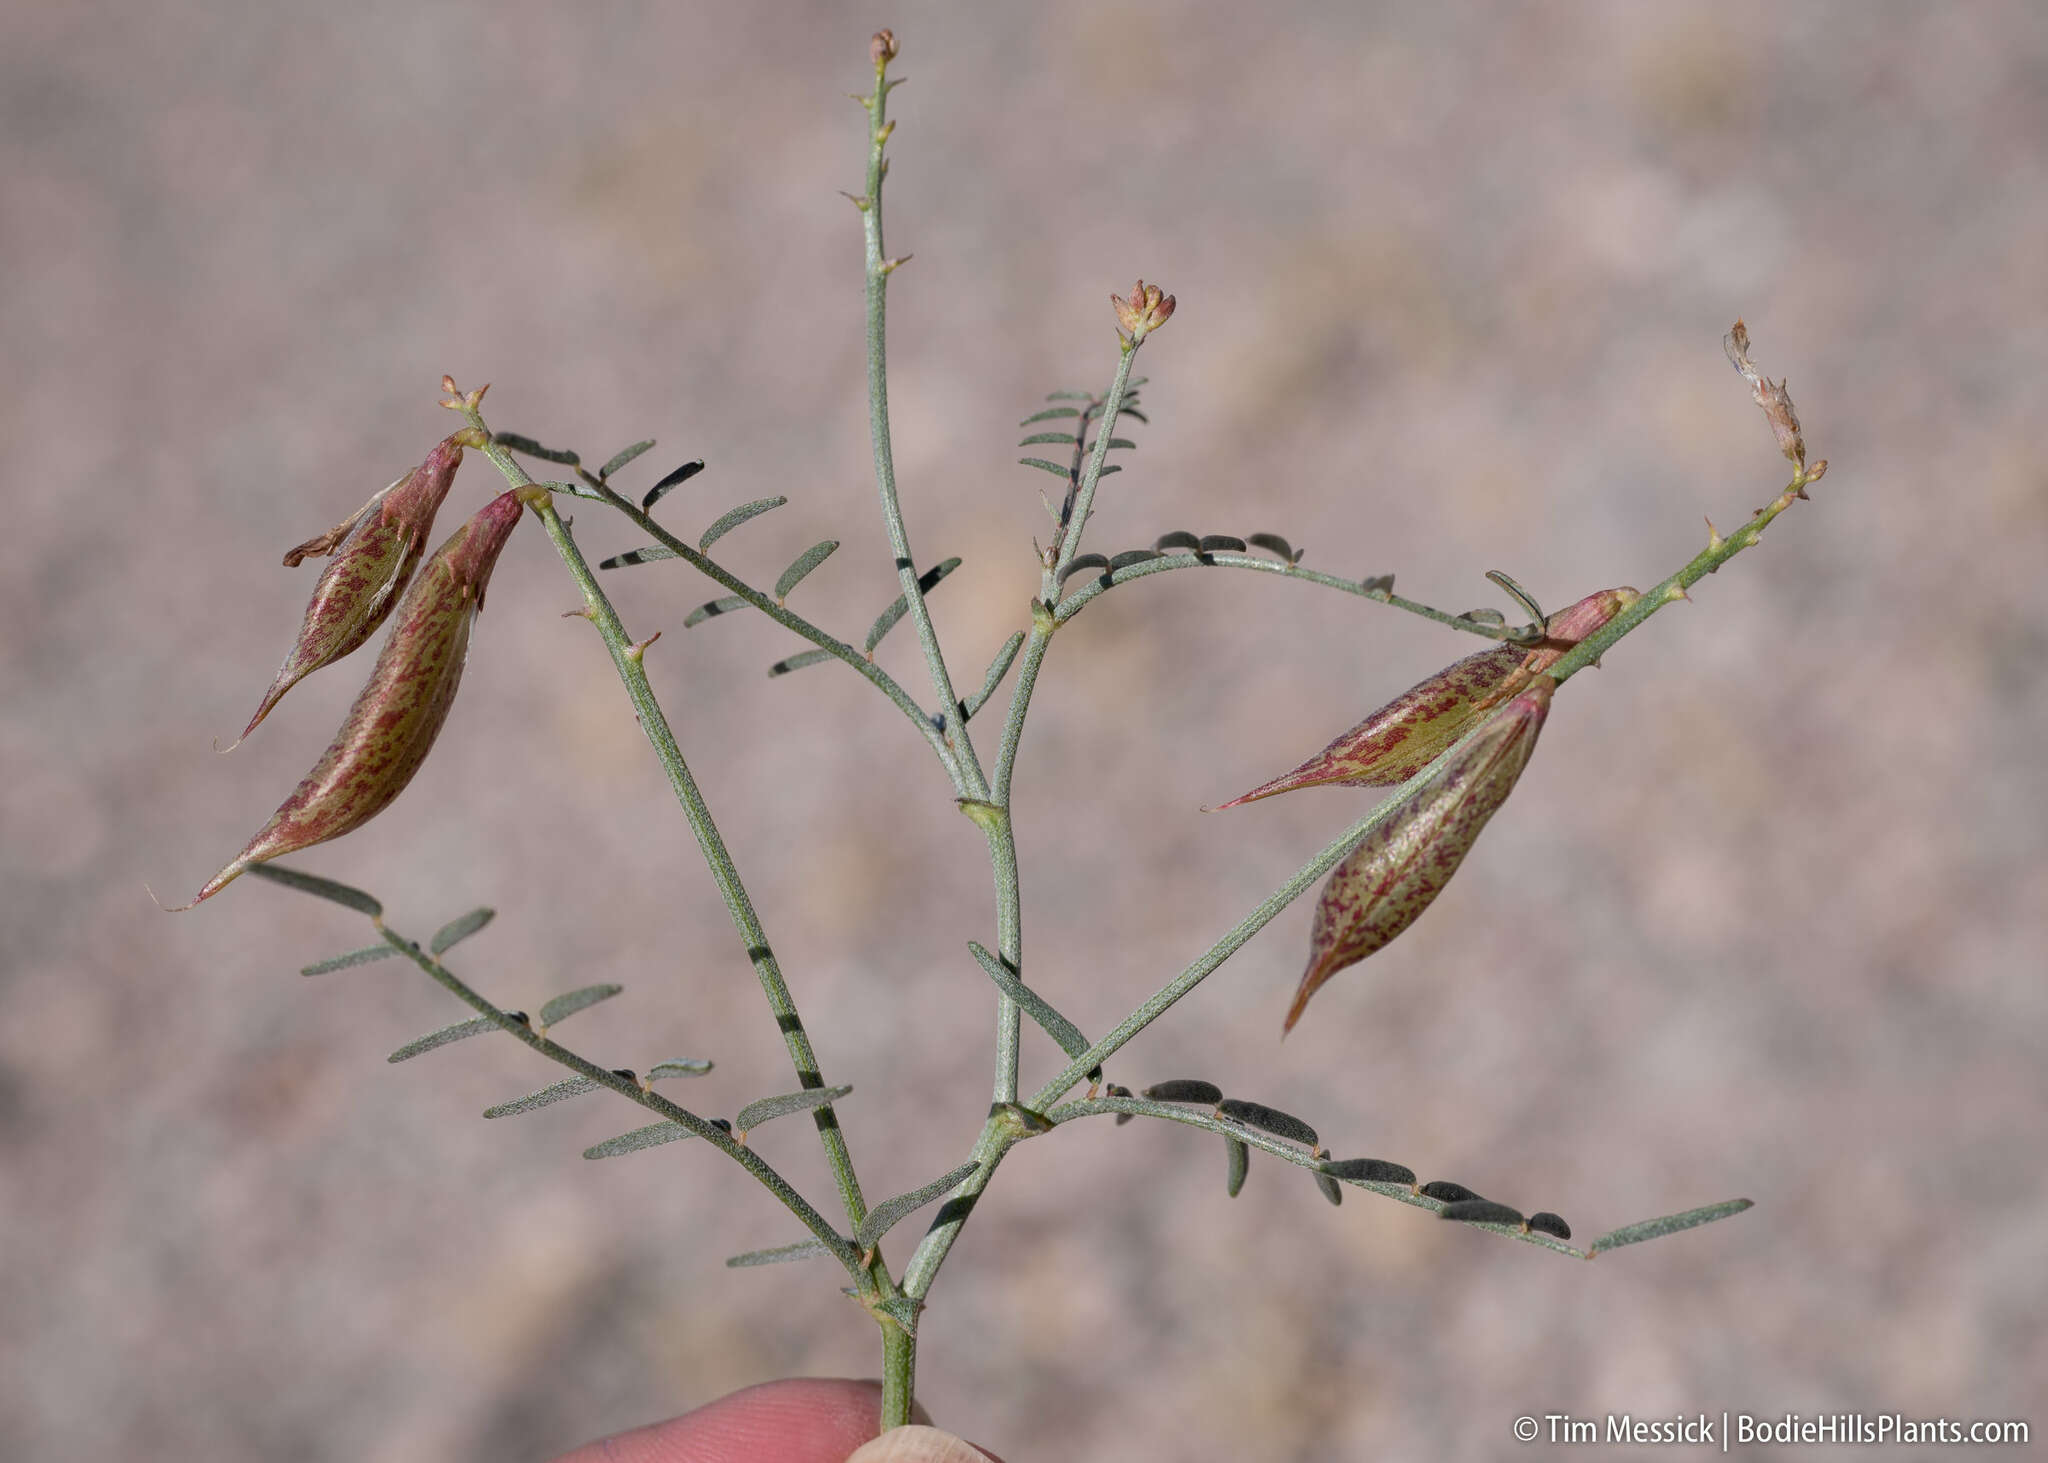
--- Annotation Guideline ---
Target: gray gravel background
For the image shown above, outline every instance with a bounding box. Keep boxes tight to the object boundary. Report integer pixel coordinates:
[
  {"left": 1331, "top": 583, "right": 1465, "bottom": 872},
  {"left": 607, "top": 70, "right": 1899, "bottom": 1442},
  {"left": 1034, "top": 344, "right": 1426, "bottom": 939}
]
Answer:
[{"left": 5, "top": 3, "right": 2044, "bottom": 1459}]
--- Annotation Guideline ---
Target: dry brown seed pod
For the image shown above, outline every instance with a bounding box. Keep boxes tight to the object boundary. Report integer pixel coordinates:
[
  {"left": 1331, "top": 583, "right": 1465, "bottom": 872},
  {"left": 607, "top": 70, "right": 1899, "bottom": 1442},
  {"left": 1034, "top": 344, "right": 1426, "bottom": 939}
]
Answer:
[
  {"left": 236, "top": 429, "right": 485, "bottom": 743},
  {"left": 1216, "top": 587, "right": 1632, "bottom": 807},
  {"left": 1284, "top": 680, "right": 1555, "bottom": 1033},
  {"left": 177, "top": 488, "right": 528, "bottom": 907}
]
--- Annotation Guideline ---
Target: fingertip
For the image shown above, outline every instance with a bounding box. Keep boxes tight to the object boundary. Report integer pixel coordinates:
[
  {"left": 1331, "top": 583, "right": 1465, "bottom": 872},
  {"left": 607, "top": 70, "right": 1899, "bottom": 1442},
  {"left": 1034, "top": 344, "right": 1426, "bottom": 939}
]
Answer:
[
  {"left": 848, "top": 1424, "right": 1004, "bottom": 1463},
  {"left": 551, "top": 1379, "right": 893, "bottom": 1463}
]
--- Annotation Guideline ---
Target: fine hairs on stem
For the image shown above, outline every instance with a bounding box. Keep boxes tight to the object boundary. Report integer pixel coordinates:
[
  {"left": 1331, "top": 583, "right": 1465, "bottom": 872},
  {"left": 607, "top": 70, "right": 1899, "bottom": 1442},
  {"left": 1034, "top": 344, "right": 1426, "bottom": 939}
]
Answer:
[{"left": 177, "top": 28, "right": 1824, "bottom": 1443}]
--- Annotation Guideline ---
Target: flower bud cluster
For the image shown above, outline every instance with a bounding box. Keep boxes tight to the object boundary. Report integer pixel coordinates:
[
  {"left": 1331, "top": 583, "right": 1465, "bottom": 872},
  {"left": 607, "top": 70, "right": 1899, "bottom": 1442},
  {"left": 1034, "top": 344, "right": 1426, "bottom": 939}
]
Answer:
[{"left": 1112, "top": 280, "right": 1176, "bottom": 344}]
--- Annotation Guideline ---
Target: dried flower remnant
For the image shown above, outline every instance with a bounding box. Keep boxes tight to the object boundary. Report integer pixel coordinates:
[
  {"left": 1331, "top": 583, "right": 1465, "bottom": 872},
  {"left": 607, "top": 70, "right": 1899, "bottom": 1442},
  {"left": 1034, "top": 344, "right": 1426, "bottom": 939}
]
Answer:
[
  {"left": 1284, "top": 679, "right": 1554, "bottom": 1034},
  {"left": 238, "top": 429, "right": 486, "bottom": 743},
  {"left": 1112, "top": 280, "right": 1176, "bottom": 343},
  {"left": 1724, "top": 319, "right": 1804, "bottom": 468},
  {"left": 175, "top": 488, "right": 531, "bottom": 907},
  {"left": 1217, "top": 588, "right": 1633, "bottom": 808}
]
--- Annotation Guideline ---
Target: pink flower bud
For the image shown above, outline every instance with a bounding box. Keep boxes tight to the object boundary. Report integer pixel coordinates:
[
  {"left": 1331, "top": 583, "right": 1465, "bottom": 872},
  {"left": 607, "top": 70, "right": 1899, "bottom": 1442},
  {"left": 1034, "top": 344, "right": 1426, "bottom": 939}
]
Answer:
[
  {"left": 179, "top": 489, "right": 526, "bottom": 907},
  {"left": 1284, "top": 679, "right": 1554, "bottom": 1034},
  {"left": 1217, "top": 587, "right": 1635, "bottom": 807},
  {"left": 238, "top": 429, "right": 485, "bottom": 742},
  {"left": 1111, "top": 279, "right": 1176, "bottom": 342}
]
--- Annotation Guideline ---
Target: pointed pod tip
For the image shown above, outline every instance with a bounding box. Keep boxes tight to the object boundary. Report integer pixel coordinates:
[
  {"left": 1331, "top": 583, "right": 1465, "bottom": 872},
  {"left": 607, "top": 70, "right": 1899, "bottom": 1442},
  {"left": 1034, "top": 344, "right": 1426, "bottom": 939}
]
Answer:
[
  {"left": 233, "top": 677, "right": 298, "bottom": 747},
  {"left": 149, "top": 861, "right": 242, "bottom": 912}
]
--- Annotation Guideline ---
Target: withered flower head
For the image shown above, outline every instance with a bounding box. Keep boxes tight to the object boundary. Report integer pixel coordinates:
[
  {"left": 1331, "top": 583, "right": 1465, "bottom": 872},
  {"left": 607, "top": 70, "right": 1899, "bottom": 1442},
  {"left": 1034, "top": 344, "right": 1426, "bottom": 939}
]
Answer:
[
  {"left": 237, "top": 428, "right": 486, "bottom": 742},
  {"left": 1217, "top": 587, "right": 1634, "bottom": 807},
  {"left": 1112, "top": 279, "right": 1176, "bottom": 343},
  {"left": 1723, "top": 319, "right": 1805, "bottom": 467},
  {"left": 176, "top": 488, "right": 527, "bottom": 907},
  {"left": 1284, "top": 679, "right": 1555, "bottom": 1033}
]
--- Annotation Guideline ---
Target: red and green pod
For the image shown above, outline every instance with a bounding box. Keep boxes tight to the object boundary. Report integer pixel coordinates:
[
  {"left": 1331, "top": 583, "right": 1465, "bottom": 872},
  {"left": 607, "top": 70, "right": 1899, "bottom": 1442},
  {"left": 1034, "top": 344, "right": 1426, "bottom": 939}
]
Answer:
[
  {"left": 1284, "top": 679, "right": 1554, "bottom": 1034},
  {"left": 238, "top": 428, "right": 486, "bottom": 742},
  {"left": 181, "top": 488, "right": 528, "bottom": 906},
  {"left": 1217, "top": 587, "right": 1635, "bottom": 807}
]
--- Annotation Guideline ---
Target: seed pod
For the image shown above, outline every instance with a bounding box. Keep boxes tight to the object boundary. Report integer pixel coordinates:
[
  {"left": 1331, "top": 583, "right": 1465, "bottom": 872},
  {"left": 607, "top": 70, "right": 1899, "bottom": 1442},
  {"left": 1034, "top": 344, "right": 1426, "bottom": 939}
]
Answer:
[
  {"left": 238, "top": 429, "right": 486, "bottom": 742},
  {"left": 1284, "top": 679, "right": 1554, "bottom": 1033},
  {"left": 1217, "top": 588, "right": 1634, "bottom": 807},
  {"left": 178, "top": 489, "right": 527, "bottom": 907}
]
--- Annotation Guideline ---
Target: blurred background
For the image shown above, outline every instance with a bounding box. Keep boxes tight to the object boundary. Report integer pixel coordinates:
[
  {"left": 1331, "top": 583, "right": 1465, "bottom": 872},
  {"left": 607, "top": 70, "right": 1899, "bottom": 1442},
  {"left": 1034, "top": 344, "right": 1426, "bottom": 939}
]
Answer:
[{"left": 6, "top": 2, "right": 2044, "bottom": 1459}]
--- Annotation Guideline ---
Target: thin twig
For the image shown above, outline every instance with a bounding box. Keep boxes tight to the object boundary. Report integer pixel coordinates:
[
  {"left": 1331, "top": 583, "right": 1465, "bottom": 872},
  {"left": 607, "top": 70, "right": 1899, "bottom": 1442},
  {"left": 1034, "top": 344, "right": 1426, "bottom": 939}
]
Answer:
[
  {"left": 377, "top": 923, "right": 863, "bottom": 1271},
  {"left": 454, "top": 395, "right": 875, "bottom": 1237}
]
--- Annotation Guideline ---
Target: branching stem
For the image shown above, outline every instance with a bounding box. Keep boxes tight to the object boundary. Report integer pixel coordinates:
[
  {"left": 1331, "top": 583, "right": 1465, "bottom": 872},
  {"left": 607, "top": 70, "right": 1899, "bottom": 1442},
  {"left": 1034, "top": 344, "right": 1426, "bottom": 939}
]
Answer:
[
  {"left": 862, "top": 55, "right": 981, "bottom": 795},
  {"left": 457, "top": 402, "right": 874, "bottom": 1238},
  {"left": 376, "top": 924, "right": 862, "bottom": 1270},
  {"left": 1052, "top": 550, "right": 1550, "bottom": 642}
]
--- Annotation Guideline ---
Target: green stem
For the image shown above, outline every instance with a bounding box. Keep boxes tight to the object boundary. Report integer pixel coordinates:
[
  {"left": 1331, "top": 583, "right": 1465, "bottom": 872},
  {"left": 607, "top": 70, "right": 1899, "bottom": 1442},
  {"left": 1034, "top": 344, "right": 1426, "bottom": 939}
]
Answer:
[
  {"left": 992, "top": 345, "right": 1142, "bottom": 808},
  {"left": 1025, "top": 776, "right": 1418, "bottom": 1111},
  {"left": 905, "top": 459, "right": 1824, "bottom": 1302},
  {"left": 1052, "top": 550, "right": 1545, "bottom": 642},
  {"left": 1024, "top": 462, "right": 1820, "bottom": 1114},
  {"left": 856, "top": 55, "right": 1029, "bottom": 1126},
  {"left": 377, "top": 924, "right": 861, "bottom": 1270},
  {"left": 983, "top": 815, "right": 1024, "bottom": 1104},
  {"left": 483, "top": 428, "right": 960, "bottom": 781},
  {"left": 458, "top": 406, "right": 873, "bottom": 1235},
  {"left": 592, "top": 481, "right": 961, "bottom": 783},
  {"left": 862, "top": 56, "right": 983, "bottom": 796},
  {"left": 879, "top": 1315, "right": 917, "bottom": 1429},
  {"left": 1049, "top": 346, "right": 1138, "bottom": 585},
  {"left": 900, "top": 1117, "right": 1018, "bottom": 1302},
  {"left": 1545, "top": 472, "right": 1811, "bottom": 686}
]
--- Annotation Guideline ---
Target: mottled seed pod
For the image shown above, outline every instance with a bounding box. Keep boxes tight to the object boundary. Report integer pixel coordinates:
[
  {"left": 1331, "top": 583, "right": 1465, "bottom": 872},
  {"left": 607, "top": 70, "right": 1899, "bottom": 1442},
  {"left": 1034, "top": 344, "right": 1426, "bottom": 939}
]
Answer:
[
  {"left": 178, "top": 488, "right": 527, "bottom": 907},
  {"left": 1284, "top": 679, "right": 1554, "bottom": 1034},
  {"left": 237, "top": 429, "right": 486, "bottom": 743},
  {"left": 1217, "top": 588, "right": 1633, "bottom": 808}
]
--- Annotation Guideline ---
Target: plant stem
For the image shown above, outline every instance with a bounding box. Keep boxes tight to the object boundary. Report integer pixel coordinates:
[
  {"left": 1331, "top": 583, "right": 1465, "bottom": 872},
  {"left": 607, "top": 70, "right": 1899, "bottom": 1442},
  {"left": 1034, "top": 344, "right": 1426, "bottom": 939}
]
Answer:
[
  {"left": 1023, "top": 461, "right": 1821, "bottom": 1112},
  {"left": 595, "top": 482, "right": 963, "bottom": 782},
  {"left": 856, "top": 53, "right": 1033, "bottom": 1125},
  {"left": 377, "top": 923, "right": 861, "bottom": 1270},
  {"left": 861, "top": 52, "right": 982, "bottom": 795},
  {"left": 1050, "top": 345, "right": 1139, "bottom": 586},
  {"left": 457, "top": 407, "right": 873, "bottom": 1235},
  {"left": 1544, "top": 470, "right": 1814, "bottom": 686},
  {"left": 880, "top": 1316, "right": 916, "bottom": 1430},
  {"left": 895, "top": 341, "right": 1150, "bottom": 1302},
  {"left": 1052, "top": 549, "right": 1547, "bottom": 642},
  {"left": 1025, "top": 780, "right": 1415, "bottom": 1110}
]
